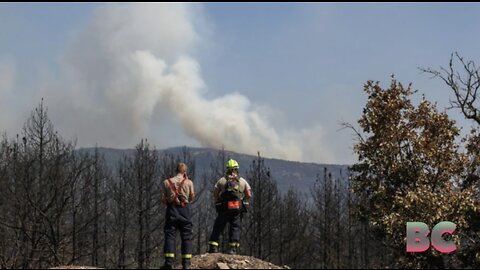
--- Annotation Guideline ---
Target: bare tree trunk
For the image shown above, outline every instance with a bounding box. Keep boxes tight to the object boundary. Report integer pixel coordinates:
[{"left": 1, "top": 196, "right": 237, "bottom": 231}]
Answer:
[
  {"left": 92, "top": 147, "right": 100, "bottom": 266},
  {"left": 335, "top": 176, "right": 340, "bottom": 269},
  {"left": 323, "top": 167, "right": 327, "bottom": 269}
]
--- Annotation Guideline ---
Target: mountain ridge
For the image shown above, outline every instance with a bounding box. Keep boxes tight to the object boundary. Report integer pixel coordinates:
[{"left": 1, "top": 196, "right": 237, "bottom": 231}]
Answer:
[{"left": 76, "top": 146, "right": 351, "bottom": 195}]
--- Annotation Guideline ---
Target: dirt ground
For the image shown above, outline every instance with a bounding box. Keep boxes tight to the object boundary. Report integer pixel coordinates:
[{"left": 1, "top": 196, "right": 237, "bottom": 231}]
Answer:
[
  {"left": 188, "top": 253, "right": 290, "bottom": 269},
  {"left": 50, "top": 253, "right": 289, "bottom": 269},
  {"left": 50, "top": 267, "right": 101, "bottom": 269}
]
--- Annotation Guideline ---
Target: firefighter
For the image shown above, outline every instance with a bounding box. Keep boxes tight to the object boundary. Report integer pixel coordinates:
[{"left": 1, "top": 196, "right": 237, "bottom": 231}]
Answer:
[
  {"left": 161, "top": 163, "right": 195, "bottom": 269},
  {"left": 208, "top": 159, "right": 252, "bottom": 255}
]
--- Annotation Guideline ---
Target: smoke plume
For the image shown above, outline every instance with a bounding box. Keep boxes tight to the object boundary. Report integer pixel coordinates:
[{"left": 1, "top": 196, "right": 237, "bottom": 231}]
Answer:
[{"left": 2, "top": 3, "right": 333, "bottom": 163}]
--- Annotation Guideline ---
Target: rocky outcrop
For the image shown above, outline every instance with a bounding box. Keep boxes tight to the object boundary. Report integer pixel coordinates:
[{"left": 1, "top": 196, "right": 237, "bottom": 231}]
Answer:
[{"left": 190, "top": 253, "right": 290, "bottom": 269}]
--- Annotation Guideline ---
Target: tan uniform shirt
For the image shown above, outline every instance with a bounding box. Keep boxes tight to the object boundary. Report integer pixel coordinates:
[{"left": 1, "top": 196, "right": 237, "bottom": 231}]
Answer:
[
  {"left": 162, "top": 173, "right": 195, "bottom": 205},
  {"left": 213, "top": 175, "right": 252, "bottom": 202}
]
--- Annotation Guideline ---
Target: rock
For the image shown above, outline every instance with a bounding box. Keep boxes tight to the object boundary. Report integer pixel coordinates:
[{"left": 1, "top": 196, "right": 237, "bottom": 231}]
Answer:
[
  {"left": 190, "top": 253, "right": 288, "bottom": 269},
  {"left": 217, "top": 262, "right": 230, "bottom": 269},
  {"left": 50, "top": 267, "right": 101, "bottom": 269}
]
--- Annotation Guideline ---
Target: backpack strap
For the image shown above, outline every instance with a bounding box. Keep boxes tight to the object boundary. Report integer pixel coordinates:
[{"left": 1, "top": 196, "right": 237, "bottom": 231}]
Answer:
[{"left": 167, "top": 174, "right": 188, "bottom": 207}]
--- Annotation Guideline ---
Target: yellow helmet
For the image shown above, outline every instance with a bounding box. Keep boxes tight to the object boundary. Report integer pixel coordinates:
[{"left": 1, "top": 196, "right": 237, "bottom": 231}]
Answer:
[{"left": 226, "top": 159, "right": 239, "bottom": 170}]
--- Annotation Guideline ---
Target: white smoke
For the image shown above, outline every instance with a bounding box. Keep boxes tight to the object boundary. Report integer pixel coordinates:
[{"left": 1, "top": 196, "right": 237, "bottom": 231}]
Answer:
[{"left": 30, "top": 3, "right": 333, "bottom": 163}]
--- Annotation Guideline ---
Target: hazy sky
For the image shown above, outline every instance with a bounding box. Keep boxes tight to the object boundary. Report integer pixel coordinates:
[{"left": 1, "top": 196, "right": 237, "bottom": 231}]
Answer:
[{"left": 1, "top": 3, "right": 480, "bottom": 164}]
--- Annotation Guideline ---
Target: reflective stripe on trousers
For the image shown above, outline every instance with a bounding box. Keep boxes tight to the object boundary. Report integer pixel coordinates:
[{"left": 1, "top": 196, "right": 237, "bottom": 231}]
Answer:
[
  {"left": 164, "top": 204, "right": 193, "bottom": 260},
  {"left": 209, "top": 209, "right": 242, "bottom": 245}
]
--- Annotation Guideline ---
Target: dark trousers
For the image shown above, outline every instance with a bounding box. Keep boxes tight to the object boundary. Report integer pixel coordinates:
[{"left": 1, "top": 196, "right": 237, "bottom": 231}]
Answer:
[
  {"left": 209, "top": 210, "right": 241, "bottom": 246},
  {"left": 164, "top": 204, "right": 193, "bottom": 265}
]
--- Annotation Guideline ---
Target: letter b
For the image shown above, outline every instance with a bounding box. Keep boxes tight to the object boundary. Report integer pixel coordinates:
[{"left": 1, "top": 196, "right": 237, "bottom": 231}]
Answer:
[{"left": 406, "top": 222, "right": 430, "bottom": 252}]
